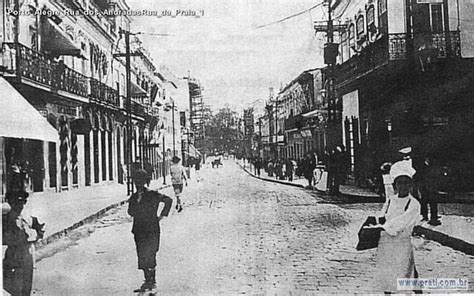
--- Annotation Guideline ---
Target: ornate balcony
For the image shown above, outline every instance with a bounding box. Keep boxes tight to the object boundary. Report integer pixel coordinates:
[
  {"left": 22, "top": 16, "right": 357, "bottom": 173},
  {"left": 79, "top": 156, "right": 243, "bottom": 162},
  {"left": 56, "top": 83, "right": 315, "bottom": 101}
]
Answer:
[
  {"left": 130, "top": 101, "right": 147, "bottom": 118},
  {"left": 335, "top": 31, "right": 462, "bottom": 85},
  {"left": 89, "top": 78, "right": 119, "bottom": 107},
  {"left": 2, "top": 42, "right": 89, "bottom": 97}
]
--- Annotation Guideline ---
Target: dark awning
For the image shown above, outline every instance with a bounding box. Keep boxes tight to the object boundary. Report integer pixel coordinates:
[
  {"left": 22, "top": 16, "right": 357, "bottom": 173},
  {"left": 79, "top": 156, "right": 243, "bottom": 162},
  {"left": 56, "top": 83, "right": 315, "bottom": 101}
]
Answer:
[
  {"left": 0, "top": 78, "right": 58, "bottom": 142},
  {"left": 42, "top": 18, "right": 85, "bottom": 58}
]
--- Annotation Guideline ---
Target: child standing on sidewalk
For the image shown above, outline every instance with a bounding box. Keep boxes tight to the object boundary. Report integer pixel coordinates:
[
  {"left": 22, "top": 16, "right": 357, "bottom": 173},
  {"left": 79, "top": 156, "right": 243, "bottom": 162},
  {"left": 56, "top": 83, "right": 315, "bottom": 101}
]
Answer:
[{"left": 170, "top": 156, "right": 188, "bottom": 212}]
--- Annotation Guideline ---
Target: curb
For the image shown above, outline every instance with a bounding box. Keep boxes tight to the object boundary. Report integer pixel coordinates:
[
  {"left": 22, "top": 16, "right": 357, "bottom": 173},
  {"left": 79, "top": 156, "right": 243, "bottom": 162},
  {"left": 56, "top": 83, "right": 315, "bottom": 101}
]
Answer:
[
  {"left": 414, "top": 225, "right": 474, "bottom": 256},
  {"left": 34, "top": 185, "right": 172, "bottom": 249},
  {"left": 237, "top": 162, "right": 305, "bottom": 188},
  {"left": 238, "top": 162, "right": 474, "bottom": 256}
]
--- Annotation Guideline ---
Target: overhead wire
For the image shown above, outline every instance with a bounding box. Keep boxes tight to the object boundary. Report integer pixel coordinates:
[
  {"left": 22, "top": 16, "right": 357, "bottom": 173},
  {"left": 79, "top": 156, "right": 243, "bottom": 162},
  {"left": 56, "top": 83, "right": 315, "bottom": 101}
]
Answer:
[{"left": 255, "top": 2, "right": 325, "bottom": 29}]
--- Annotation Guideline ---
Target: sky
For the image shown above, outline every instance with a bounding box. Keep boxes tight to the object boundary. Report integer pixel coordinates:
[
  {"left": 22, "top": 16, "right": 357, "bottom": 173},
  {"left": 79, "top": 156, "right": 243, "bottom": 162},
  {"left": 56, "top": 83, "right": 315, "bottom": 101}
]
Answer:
[{"left": 126, "top": 0, "right": 328, "bottom": 112}]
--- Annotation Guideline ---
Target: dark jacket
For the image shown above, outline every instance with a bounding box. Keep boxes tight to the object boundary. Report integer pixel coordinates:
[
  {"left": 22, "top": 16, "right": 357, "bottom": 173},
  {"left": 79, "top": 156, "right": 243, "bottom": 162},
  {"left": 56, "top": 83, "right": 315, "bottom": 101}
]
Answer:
[{"left": 128, "top": 189, "right": 172, "bottom": 235}]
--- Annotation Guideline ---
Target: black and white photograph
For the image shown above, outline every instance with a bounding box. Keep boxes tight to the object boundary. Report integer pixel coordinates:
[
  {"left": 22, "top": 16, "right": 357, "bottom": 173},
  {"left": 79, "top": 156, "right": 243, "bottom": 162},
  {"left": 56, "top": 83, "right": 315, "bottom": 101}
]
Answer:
[{"left": 1, "top": 0, "right": 474, "bottom": 294}]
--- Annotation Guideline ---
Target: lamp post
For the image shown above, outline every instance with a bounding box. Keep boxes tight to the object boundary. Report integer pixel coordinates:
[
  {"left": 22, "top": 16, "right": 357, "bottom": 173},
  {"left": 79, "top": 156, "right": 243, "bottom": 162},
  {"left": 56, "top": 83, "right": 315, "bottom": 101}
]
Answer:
[
  {"left": 172, "top": 100, "right": 176, "bottom": 157},
  {"left": 162, "top": 127, "right": 166, "bottom": 185}
]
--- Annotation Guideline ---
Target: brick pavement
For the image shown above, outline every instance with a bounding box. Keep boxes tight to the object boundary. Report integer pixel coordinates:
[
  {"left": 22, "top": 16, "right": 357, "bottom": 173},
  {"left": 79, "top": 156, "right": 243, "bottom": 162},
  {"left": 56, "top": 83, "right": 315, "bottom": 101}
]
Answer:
[{"left": 31, "top": 160, "right": 474, "bottom": 294}]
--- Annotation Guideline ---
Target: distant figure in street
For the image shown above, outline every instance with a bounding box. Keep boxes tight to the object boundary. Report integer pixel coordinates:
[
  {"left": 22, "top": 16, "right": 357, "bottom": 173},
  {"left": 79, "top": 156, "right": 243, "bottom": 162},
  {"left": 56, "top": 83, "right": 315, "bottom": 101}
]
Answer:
[
  {"left": 253, "top": 157, "right": 261, "bottom": 177},
  {"left": 368, "top": 160, "right": 421, "bottom": 294},
  {"left": 380, "top": 162, "right": 394, "bottom": 198},
  {"left": 128, "top": 169, "right": 172, "bottom": 293},
  {"left": 303, "top": 154, "right": 316, "bottom": 189},
  {"left": 194, "top": 156, "right": 202, "bottom": 182},
  {"left": 285, "top": 159, "right": 294, "bottom": 181},
  {"left": 414, "top": 157, "right": 441, "bottom": 226},
  {"left": 143, "top": 161, "right": 154, "bottom": 187},
  {"left": 327, "top": 147, "right": 343, "bottom": 195},
  {"left": 3, "top": 189, "right": 45, "bottom": 296},
  {"left": 170, "top": 156, "right": 188, "bottom": 212},
  {"left": 267, "top": 160, "right": 274, "bottom": 177}
]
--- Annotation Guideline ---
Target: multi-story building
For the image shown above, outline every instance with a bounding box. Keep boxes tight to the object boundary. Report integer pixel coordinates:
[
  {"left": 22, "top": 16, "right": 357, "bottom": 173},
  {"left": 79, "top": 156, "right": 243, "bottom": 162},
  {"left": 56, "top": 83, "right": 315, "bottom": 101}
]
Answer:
[
  {"left": 331, "top": 0, "right": 474, "bottom": 189},
  {"left": 0, "top": 0, "right": 181, "bottom": 196},
  {"left": 280, "top": 69, "right": 326, "bottom": 161}
]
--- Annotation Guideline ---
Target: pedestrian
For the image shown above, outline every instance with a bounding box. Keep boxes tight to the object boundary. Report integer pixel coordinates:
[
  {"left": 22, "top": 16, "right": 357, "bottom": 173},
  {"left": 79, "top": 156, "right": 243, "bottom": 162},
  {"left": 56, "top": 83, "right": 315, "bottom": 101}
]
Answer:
[
  {"left": 128, "top": 169, "right": 172, "bottom": 293},
  {"left": 254, "top": 157, "right": 261, "bottom": 177},
  {"left": 195, "top": 156, "right": 202, "bottom": 182},
  {"left": 267, "top": 160, "right": 274, "bottom": 177},
  {"left": 368, "top": 160, "right": 421, "bottom": 294},
  {"left": 327, "top": 147, "right": 343, "bottom": 196},
  {"left": 143, "top": 160, "right": 154, "bottom": 187},
  {"left": 414, "top": 157, "right": 441, "bottom": 226},
  {"left": 380, "top": 162, "right": 394, "bottom": 198},
  {"left": 3, "top": 189, "right": 45, "bottom": 296},
  {"left": 285, "top": 159, "right": 294, "bottom": 181},
  {"left": 303, "top": 154, "right": 316, "bottom": 189},
  {"left": 170, "top": 156, "right": 188, "bottom": 212}
]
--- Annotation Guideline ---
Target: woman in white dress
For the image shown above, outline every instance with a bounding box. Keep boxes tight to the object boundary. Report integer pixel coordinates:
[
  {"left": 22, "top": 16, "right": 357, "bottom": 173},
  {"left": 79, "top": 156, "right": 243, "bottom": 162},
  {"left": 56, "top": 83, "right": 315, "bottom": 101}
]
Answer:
[{"left": 369, "top": 160, "right": 421, "bottom": 294}]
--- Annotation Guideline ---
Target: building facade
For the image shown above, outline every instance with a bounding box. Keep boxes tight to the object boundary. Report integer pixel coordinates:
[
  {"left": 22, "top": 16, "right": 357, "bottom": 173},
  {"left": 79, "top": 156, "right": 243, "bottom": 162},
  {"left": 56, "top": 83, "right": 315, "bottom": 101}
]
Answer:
[
  {"left": 331, "top": 0, "right": 474, "bottom": 189},
  {"left": 0, "top": 0, "right": 184, "bottom": 196}
]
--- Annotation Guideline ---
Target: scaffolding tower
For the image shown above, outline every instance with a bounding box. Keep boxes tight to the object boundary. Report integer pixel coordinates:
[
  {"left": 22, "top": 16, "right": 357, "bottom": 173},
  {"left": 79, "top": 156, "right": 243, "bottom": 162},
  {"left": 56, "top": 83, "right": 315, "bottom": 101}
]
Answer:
[{"left": 188, "top": 77, "right": 204, "bottom": 142}]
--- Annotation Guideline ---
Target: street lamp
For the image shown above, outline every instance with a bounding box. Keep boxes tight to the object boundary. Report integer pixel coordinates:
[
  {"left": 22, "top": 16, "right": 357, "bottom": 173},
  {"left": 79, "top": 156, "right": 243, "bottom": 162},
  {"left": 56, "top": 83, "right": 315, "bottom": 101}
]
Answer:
[{"left": 162, "top": 126, "right": 166, "bottom": 185}]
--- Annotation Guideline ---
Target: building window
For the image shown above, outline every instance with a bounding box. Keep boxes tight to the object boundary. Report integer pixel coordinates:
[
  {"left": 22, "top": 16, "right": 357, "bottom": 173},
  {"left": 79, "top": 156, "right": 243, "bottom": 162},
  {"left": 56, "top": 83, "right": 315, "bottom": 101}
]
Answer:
[
  {"left": 378, "top": 0, "right": 387, "bottom": 14},
  {"left": 356, "top": 15, "right": 365, "bottom": 38},
  {"left": 430, "top": 4, "right": 444, "bottom": 33},
  {"left": 349, "top": 23, "right": 355, "bottom": 55}
]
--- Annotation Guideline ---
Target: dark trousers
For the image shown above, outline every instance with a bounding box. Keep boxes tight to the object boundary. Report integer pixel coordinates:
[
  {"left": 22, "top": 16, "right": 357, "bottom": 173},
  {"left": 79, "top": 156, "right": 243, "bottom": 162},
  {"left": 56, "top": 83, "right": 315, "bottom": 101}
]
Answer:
[
  {"left": 327, "top": 170, "right": 341, "bottom": 196},
  {"left": 134, "top": 232, "right": 160, "bottom": 270},
  {"left": 255, "top": 167, "right": 260, "bottom": 176},
  {"left": 3, "top": 247, "right": 34, "bottom": 296},
  {"left": 420, "top": 187, "right": 438, "bottom": 221}
]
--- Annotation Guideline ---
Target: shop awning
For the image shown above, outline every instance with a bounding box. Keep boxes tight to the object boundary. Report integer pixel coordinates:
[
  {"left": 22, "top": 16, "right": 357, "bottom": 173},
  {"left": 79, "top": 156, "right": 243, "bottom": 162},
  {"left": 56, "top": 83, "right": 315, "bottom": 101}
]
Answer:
[
  {"left": 131, "top": 81, "right": 147, "bottom": 96},
  {"left": 42, "top": 18, "right": 84, "bottom": 58},
  {"left": 0, "top": 78, "right": 58, "bottom": 142}
]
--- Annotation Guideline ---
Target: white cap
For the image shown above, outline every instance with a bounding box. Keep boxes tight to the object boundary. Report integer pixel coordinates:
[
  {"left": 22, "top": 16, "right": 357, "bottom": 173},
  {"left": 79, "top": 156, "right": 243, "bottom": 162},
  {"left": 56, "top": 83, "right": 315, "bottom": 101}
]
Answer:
[
  {"left": 390, "top": 160, "right": 416, "bottom": 181},
  {"left": 398, "top": 147, "right": 412, "bottom": 154}
]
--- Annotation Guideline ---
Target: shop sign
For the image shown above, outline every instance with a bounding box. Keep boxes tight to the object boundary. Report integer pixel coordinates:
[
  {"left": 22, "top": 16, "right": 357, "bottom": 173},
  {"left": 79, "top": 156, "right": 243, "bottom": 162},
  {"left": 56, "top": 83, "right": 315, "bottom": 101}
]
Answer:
[{"left": 50, "top": 104, "right": 78, "bottom": 117}]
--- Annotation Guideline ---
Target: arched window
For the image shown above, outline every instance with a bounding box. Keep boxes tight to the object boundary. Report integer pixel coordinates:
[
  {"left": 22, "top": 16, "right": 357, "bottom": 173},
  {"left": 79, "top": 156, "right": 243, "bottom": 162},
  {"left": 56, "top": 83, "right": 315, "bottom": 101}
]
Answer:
[
  {"left": 348, "top": 23, "right": 355, "bottom": 56},
  {"left": 367, "top": 5, "right": 376, "bottom": 41},
  {"left": 356, "top": 15, "right": 365, "bottom": 39},
  {"left": 378, "top": 0, "right": 387, "bottom": 14}
]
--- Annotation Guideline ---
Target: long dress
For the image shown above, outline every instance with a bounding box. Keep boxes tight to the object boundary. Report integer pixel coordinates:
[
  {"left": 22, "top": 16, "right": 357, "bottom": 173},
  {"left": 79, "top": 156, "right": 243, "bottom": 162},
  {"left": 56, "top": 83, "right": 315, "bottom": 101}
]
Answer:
[{"left": 376, "top": 194, "right": 421, "bottom": 292}]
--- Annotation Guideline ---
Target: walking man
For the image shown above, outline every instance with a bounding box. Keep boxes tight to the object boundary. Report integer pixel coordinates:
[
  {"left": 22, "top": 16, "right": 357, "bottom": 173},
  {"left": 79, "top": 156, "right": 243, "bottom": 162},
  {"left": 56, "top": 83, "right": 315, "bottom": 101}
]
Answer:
[
  {"left": 170, "top": 156, "right": 188, "bottom": 212},
  {"left": 128, "top": 169, "right": 172, "bottom": 293}
]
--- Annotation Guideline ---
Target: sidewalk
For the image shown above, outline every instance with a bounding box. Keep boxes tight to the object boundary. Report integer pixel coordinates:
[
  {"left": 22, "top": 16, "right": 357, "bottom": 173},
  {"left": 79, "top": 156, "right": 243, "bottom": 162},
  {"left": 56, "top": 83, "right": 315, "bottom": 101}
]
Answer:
[
  {"left": 238, "top": 160, "right": 474, "bottom": 256},
  {"left": 22, "top": 179, "right": 172, "bottom": 248}
]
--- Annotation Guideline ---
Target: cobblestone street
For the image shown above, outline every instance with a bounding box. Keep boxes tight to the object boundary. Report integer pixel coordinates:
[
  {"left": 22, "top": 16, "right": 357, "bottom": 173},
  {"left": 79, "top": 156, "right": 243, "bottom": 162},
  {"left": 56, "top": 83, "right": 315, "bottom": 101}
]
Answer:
[{"left": 32, "top": 161, "right": 474, "bottom": 295}]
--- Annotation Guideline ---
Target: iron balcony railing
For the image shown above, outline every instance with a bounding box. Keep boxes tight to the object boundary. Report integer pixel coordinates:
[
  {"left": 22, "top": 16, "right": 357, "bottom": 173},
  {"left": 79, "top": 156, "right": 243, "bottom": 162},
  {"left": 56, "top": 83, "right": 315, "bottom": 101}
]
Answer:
[
  {"left": 335, "top": 31, "right": 461, "bottom": 84},
  {"left": 2, "top": 42, "right": 89, "bottom": 97},
  {"left": 89, "top": 78, "right": 119, "bottom": 107},
  {"left": 1, "top": 42, "right": 121, "bottom": 108}
]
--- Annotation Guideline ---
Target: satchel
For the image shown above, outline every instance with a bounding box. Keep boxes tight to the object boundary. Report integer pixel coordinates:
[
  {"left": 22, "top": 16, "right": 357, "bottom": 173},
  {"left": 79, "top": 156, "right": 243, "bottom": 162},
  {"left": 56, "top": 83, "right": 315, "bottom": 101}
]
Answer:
[
  {"left": 356, "top": 198, "right": 411, "bottom": 251},
  {"left": 356, "top": 216, "right": 383, "bottom": 250}
]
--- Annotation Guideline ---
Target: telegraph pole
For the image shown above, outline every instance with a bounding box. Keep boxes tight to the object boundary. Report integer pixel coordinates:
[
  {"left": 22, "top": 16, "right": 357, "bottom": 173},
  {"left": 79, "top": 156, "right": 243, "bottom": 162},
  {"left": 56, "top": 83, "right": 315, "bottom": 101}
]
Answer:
[
  {"left": 115, "top": 29, "right": 138, "bottom": 195},
  {"left": 125, "top": 30, "right": 133, "bottom": 195},
  {"left": 172, "top": 100, "right": 176, "bottom": 156},
  {"left": 314, "top": 0, "right": 344, "bottom": 149}
]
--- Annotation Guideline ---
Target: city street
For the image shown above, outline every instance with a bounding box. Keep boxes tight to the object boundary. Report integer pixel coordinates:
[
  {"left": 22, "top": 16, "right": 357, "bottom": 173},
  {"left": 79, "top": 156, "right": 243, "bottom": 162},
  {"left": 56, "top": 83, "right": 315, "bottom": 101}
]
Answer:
[{"left": 31, "top": 160, "right": 473, "bottom": 295}]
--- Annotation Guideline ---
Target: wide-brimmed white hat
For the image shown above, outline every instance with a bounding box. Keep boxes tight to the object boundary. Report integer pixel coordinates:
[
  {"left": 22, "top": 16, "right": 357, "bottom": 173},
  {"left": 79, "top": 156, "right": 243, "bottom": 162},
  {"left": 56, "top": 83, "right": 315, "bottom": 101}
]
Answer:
[{"left": 390, "top": 160, "right": 416, "bottom": 181}]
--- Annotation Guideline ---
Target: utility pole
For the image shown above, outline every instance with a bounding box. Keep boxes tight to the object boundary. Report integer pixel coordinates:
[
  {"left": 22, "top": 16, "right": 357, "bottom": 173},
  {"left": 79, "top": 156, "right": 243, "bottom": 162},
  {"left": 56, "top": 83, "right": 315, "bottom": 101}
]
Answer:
[
  {"left": 172, "top": 100, "right": 176, "bottom": 156},
  {"left": 115, "top": 29, "right": 141, "bottom": 195},
  {"left": 314, "top": 0, "right": 344, "bottom": 149},
  {"left": 162, "top": 129, "right": 166, "bottom": 185},
  {"left": 124, "top": 29, "right": 133, "bottom": 195}
]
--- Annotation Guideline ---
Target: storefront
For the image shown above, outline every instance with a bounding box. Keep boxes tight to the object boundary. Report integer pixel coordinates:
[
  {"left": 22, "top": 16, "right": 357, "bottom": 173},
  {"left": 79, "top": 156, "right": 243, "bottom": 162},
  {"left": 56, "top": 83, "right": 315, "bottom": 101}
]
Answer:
[{"left": 0, "top": 78, "right": 58, "bottom": 197}]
